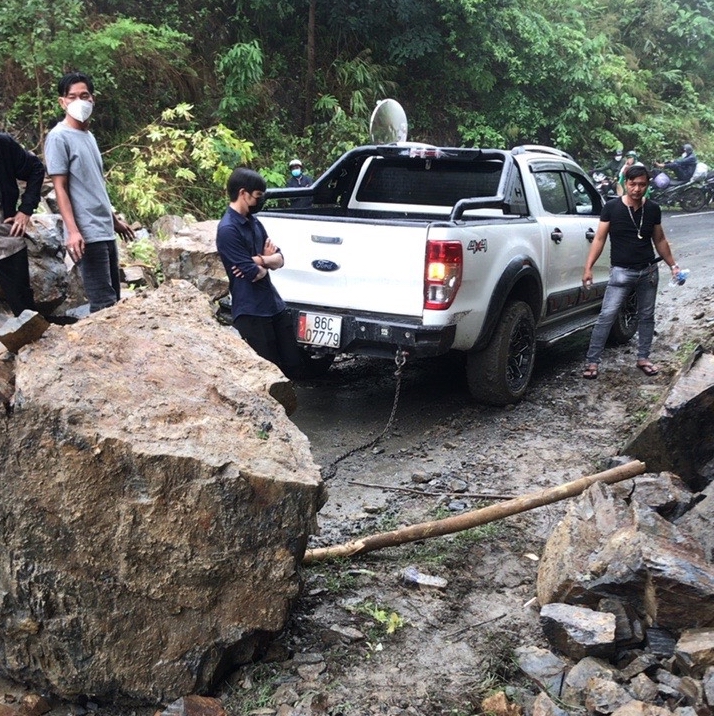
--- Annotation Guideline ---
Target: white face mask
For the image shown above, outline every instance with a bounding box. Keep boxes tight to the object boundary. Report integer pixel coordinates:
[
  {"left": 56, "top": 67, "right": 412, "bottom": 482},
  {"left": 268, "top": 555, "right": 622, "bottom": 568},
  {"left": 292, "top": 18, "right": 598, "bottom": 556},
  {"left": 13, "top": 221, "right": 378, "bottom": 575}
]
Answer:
[{"left": 66, "top": 98, "right": 94, "bottom": 123}]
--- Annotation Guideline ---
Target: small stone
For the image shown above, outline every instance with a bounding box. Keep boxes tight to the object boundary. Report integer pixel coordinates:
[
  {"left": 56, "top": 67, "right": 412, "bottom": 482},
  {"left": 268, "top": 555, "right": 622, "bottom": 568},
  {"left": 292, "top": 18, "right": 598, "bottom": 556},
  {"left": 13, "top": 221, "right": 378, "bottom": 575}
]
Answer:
[
  {"left": 629, "top": 673, "right": 658, "bottom": 702},
  {"left": 531, "top": 692, "right": 570, "bottom": 716},
  {"left": 620, "top": 653, "right": 659, "bottom": 680},
  {"left": 703, "top": 665, "right": 714, "bottom": 706},
  {"left": 159, "top": 695, "right": 227, "bottom": 716},
  {"left": 480, "top": 691, "right": 521, "bottom": 716},
  {"left": 296, "top": 662, "right": 326, "bottom": 681},
  {"left": 292, "top": 652, "right": 324, "bottom": 665},
  {"left": 646, "top": 627, "right": 677, "bottom": 658},
  {"left": 584, "top": 676, "right": 634, "bottom": 715},
  {"left": 0, "top": 310, "right": 49, "bottom": 354},
  {"left": 18, "top": 694, "right": 52, "bottom": 716},
  {"left": 411, "top": 471, "right": 430, "bottom": 484},
  {"left": 327, "top": 624, "right": 366, "bottom": 642},
  {"left": 515, "top": 645, "right": 568, "bottom": 697},
  {"left": 540, "top": 603, "right": 616, "bottom": 661},
  {"left": 447, "top": 500, "right": 468, "bottom": 512},
  {"left": 363, "top": 505, "right": 382, "bottom": 514},
  {"left": 675, "top": 628, "right": 714, "bottom": 677}
]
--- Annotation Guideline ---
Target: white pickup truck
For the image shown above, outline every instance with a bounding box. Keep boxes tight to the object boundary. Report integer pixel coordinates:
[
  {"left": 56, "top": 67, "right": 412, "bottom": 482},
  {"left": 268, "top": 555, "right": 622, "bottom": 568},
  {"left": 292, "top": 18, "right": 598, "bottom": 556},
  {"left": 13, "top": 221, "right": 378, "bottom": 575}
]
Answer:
[{"left": 260, "top": 143, "right": 637, "bottom": 404}]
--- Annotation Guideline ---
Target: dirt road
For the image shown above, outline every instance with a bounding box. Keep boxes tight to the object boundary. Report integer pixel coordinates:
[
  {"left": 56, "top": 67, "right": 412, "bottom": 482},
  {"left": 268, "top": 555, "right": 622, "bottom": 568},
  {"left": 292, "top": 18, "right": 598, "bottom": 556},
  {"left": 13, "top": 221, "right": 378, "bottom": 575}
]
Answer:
[{"left": 252, "top": 211, "right": 714, "bottom": 715}]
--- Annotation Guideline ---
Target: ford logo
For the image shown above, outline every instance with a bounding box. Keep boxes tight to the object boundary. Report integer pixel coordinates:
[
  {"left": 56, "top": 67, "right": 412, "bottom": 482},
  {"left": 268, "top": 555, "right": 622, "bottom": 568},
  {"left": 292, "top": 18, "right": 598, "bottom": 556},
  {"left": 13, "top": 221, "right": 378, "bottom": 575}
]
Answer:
[{"left": 312, "top": 260, "right": 340, "bottom": 272}]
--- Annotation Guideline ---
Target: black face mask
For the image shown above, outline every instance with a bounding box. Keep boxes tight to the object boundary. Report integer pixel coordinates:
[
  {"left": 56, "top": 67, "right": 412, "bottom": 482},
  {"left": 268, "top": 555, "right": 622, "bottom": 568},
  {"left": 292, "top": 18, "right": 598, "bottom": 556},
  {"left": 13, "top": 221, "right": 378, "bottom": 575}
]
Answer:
[{"left": 248, "top": 196, "right": 266, "bottom": 215}]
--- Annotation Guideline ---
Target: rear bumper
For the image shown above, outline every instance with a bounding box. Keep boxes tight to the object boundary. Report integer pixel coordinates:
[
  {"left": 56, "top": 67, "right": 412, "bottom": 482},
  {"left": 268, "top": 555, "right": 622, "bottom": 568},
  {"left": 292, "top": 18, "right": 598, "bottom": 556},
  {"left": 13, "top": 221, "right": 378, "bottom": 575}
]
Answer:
[{"left": 285, "top": 305, "right": 456, "bottom": 359}]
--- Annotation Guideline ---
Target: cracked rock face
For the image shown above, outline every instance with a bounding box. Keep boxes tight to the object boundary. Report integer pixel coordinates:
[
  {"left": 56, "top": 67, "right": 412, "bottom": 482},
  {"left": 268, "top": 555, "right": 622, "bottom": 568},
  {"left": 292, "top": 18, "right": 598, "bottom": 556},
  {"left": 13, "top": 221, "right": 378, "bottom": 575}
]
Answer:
[{"left": 0, "top": 281, "right": 324, "bottom": 704}]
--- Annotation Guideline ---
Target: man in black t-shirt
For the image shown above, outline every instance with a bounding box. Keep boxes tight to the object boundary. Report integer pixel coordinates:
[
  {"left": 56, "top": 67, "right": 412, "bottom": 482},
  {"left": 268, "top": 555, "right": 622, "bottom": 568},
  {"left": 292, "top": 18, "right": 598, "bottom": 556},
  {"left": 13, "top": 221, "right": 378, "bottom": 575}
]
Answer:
[{"left": 581, "top": 165, "right": 679, "bottom": 380}]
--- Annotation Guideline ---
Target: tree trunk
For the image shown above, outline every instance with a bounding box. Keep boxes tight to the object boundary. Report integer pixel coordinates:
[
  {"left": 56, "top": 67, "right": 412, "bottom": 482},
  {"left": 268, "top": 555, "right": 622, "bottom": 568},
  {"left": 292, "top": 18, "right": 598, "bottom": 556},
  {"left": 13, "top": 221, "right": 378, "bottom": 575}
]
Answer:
[
  {"left": 304, "top": 0, "right": 316, "bottom": 129},
  {"left": 303, "top": 460, "right": 646, "bottom": 564}
]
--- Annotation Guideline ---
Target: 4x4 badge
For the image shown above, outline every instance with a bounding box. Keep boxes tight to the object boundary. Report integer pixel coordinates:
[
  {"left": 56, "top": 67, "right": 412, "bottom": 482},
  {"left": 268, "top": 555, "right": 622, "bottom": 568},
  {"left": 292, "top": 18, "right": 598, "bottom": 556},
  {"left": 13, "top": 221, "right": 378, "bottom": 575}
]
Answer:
[{"left": 467, "top": 239, "right": 488, "bottom": 253}]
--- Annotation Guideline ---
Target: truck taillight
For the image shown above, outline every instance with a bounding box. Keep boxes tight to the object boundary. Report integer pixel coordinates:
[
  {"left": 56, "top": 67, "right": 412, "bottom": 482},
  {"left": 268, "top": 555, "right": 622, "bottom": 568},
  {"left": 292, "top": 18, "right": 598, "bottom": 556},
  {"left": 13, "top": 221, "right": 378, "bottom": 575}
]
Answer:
[{"left": 424, "top": 240, "right": 462, "bottom": 310}]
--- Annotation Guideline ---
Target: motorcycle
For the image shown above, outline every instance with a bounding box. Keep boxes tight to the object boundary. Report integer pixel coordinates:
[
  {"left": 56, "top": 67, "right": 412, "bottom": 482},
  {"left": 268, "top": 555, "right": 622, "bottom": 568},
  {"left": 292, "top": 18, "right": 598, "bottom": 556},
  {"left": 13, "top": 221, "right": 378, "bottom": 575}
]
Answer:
[
  {"left": 589, "top": 170, "right": 618, "bottom": 199},
  {"left": 650, "top": 167, "right": 708, "bottom": 213},
  {"left": 697, "top": 169, "right": 714, "bottom": 210}
]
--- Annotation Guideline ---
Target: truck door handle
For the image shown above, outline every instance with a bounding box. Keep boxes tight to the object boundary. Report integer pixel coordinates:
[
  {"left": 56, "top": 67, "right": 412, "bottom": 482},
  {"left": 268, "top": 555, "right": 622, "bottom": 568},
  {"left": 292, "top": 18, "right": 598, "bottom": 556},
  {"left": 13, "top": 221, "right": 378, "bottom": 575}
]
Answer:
[
  {"left": 585, "top": 228, "right": 596, "bottom": 242},
  {"left": 551, "top": 228, "right": 563, "bottom": 244}
]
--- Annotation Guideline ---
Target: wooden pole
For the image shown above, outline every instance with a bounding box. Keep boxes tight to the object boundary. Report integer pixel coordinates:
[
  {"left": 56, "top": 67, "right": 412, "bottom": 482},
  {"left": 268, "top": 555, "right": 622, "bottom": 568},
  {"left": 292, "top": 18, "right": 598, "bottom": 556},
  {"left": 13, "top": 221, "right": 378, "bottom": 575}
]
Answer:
[{"left": 303, "top": 460, "right": 646, "bottom": 564}]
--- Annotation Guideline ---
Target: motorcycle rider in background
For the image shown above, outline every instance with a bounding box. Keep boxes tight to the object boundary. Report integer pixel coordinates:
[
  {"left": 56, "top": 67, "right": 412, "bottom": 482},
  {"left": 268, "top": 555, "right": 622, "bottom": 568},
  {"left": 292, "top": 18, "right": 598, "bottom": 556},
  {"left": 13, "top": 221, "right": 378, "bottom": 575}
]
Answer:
[
  {"left": 595, "top": 147, "right": 624, "bottom": 177},
  {"left": 655, "top": 144, "right": 697, "bottom": 183},
  {"left": 617, "top": 151, "right": 640, "bottom": 195}
]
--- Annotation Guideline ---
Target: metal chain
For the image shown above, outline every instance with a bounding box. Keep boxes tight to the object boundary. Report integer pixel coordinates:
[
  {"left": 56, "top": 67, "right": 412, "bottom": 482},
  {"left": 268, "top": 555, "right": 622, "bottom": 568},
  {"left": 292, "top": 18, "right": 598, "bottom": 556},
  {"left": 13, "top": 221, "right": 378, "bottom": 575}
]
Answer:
[{"left": 320, "top": 350, "right": 407, "bottom": 480}]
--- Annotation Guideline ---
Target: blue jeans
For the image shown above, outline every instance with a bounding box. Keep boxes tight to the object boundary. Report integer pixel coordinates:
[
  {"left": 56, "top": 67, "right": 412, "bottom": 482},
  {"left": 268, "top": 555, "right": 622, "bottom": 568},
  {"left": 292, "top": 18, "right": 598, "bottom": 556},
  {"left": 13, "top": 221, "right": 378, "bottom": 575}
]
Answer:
[
  {"left": 78, "top": 240, "right": 121, "bottom": 312},
  {"left": 586, "top": 264, "right": 658, "bottom": 365}
]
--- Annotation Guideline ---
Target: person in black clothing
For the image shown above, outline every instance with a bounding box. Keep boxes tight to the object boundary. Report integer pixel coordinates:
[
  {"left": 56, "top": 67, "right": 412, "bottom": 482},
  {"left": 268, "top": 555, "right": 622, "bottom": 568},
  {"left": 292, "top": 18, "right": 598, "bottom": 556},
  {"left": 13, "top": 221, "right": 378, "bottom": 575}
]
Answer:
[
  {"left": 595, "top": 147, "right": 624, "bottom": 177},
  {"left": 656, "top": 143, "right": 697, "bottom": 183},
  {"left": 581, "top": 164, "right": 679, "bottom": 380},
  {"left": 0, "top": 133, "right": 44, "bottom": 317},
  {"left": 216, "top": 167, "right": 303, "bottom": 378},
  {"left": 286, "top": 158, "right": 313, "bottom": 208}
]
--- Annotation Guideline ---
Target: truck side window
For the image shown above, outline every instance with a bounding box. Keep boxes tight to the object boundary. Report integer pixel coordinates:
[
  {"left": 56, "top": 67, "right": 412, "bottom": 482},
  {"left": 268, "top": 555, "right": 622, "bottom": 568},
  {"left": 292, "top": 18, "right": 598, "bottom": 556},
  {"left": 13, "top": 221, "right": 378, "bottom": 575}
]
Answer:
[
  {"left": 563, "top": 171, "right": 600, "bottom": 215},
  {"left": 534, "top": 171, "right": 568, "bottom": 215}
]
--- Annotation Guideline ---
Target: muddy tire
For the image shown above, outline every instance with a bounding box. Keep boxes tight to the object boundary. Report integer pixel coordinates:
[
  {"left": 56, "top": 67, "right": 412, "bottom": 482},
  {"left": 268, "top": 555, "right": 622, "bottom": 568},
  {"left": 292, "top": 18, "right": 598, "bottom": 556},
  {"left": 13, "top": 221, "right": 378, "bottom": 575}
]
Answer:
[
  {"left": 608, "top": 290, "right": 638, "bottom": 344},
  {"left": 466, "top": 300, "right": 536, "bottom": 406},
  {"left": 680, "top": 187, "right": 707, "bottom": 213}
]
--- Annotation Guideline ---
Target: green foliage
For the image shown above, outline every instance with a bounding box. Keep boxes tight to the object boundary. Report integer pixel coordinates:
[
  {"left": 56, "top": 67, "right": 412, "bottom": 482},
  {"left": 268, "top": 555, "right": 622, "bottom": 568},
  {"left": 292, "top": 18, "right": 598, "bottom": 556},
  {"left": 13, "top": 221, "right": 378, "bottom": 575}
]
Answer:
[
  {"left": 216, "top": 40, "right": 264, "bottom": 118},
  {"left": 3, "top": 0, "right": 714, "bottom": 216},
  {"left": 127, "top": 237, "right": 158, "bottom": 266},
  {"left": 106, "top": 104, "right": 254, "bottom": 223},
  {"left": 349, "top": 600, "right": 405, "bottom": 638},
  {"left": 0, "top": 8, "right": 194, "bottom": 141}
]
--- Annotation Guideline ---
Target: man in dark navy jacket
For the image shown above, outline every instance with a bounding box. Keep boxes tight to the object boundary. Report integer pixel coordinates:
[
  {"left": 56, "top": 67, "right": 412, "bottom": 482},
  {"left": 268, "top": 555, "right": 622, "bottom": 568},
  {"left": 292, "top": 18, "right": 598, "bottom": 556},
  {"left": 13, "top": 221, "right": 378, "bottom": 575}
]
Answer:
[{"left": 216, "top": 167, "right": 303, "bottom": 378}]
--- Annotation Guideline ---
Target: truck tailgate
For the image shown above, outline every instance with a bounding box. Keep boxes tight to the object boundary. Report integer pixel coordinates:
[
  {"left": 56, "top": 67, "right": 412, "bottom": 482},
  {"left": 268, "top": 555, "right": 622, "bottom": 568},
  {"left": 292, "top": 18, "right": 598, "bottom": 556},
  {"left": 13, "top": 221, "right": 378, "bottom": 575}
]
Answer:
[{"left": 262, "top": 217, "right": 428, "bottom": 317}]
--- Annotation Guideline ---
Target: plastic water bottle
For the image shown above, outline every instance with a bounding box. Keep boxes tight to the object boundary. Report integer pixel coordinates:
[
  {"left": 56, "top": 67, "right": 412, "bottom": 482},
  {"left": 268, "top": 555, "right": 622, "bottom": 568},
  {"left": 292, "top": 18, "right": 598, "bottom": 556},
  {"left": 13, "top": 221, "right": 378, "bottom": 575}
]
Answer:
[{"left": 669, "top": 268, "right": 690, "bottom": 286}]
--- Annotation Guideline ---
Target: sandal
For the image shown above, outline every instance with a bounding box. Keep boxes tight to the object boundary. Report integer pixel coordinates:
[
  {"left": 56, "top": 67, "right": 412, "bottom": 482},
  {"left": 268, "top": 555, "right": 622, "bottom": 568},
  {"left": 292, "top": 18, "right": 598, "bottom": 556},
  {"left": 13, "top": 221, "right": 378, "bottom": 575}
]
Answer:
[
  {"left": 637, "top": 362, "right": 659, "bottom": 376},
  {"left": 582, "top": 364, "right": 599, "bottom": 380}
]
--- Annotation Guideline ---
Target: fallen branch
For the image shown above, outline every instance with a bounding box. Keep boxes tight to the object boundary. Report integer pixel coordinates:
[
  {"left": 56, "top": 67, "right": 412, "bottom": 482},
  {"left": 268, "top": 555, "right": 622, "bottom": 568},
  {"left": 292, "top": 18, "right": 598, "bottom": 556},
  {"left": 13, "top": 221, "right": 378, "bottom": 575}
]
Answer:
[
  {"left": 303, "top": 460, "right": 646, "bottom": 564},
  {"left": 347, "top": 480, "right": 514, "bottom": 501}
]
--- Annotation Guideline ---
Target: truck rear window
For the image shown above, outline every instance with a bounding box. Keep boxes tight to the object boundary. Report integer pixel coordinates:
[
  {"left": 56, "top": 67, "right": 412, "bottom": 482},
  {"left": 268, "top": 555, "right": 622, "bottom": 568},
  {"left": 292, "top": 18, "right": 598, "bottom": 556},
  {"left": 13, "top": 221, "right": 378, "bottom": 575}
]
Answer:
[{"left": 355, "top": 158, "right": 503, "bottom": 206}]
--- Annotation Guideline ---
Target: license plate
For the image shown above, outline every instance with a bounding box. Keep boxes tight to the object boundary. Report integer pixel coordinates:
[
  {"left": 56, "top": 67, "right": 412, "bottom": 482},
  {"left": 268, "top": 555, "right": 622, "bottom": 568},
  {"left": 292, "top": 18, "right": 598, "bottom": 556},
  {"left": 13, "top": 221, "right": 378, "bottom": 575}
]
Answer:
[{"left": 297, "top": 312, "right": 342, "bottom": 348}]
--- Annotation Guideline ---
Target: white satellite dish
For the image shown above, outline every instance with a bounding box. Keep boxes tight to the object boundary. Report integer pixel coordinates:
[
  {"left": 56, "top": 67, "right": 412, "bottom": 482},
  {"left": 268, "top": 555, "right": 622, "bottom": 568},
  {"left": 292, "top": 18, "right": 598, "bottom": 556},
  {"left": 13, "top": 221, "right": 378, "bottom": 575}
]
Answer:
[{"left": 369, "top": 99, "right": 408, "bottom": 144}]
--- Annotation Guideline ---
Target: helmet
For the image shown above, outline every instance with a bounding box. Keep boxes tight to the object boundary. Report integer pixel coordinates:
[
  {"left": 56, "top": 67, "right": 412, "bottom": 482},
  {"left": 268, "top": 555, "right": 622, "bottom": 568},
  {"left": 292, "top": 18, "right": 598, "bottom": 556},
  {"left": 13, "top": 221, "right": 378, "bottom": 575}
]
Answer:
[
  {"left": 625, "top": 150, "right": 638, "bottom": 159},
  {"left": 683, "top": 143, "right": 693, "bottom": 155},
  {"left": 289, "top": 158, "right": 303, "bottom": 168}
]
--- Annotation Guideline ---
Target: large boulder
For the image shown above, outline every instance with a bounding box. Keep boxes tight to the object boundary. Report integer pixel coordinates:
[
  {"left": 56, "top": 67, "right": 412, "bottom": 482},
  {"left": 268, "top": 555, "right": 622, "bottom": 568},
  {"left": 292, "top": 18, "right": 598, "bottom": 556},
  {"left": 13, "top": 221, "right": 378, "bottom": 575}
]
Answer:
[
  {"left": 0, "top": 281, "right": 324, "bottom": 704},
  {"left": 156, "top": 218, "right": 226, "bottom": 301},
  {"left": 623, "top": 349, "right": 714, "bottom": 490},
  {"left": 536, "top": 477, "right": 714, "bottom": 631}
]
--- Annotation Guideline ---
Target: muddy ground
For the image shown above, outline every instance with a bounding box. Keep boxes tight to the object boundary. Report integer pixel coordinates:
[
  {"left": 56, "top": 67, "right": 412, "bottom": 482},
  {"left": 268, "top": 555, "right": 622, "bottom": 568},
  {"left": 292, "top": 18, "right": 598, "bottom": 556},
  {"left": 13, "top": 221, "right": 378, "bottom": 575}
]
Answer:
[
  {"left": 222, "top": 265, "right": 714, "bottom": 715},
  {"left": 2, "top": 225, "right": 713, "bottom": 716}
]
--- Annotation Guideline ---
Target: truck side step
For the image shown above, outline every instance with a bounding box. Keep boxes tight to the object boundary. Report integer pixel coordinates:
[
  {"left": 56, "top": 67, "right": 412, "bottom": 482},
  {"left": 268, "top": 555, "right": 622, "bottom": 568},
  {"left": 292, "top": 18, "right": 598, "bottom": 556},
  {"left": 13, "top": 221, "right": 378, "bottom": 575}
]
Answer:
[{"left": 536, "top": 312, "right": 598, "bottom": 347}]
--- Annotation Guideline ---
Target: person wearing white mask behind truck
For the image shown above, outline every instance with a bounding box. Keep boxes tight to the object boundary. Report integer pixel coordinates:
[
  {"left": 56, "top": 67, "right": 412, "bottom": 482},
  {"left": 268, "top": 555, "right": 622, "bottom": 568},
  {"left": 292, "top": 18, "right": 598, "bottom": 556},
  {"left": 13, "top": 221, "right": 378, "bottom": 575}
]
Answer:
[
  {"left": 286, "top": 158, "right": 313, "bottom": 208},
  {"left": 44, "top": 71, "right": 134, "bottom": 313}
]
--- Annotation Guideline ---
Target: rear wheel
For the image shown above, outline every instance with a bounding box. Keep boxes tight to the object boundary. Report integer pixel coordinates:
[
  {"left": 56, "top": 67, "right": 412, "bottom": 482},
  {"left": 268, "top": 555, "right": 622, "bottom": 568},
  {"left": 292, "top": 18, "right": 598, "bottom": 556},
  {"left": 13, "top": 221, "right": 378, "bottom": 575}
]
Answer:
[
  {"left": 679, "top": 186, "right": 707, "bottom": 213},
  {"left": 466, "top": 300, "right": 536, "bottom": 406},
  {"left": 608, "top": 290, "right": 638, "bottom": 344}
]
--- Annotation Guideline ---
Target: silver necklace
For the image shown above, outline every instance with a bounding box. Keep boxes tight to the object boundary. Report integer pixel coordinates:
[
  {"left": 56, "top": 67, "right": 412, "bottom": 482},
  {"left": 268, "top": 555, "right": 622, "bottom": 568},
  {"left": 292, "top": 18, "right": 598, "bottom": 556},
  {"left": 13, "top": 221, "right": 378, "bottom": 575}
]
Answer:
[{"left": 627, "top": 200, "right": 645, "bottom": 240}]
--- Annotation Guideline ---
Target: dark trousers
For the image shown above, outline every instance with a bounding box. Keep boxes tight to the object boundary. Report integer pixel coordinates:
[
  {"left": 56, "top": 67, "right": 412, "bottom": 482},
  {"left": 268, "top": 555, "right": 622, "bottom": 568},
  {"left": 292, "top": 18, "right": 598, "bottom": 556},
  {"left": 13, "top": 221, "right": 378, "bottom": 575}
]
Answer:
[
  {"left": 0, "top": 247, "right": 36, "bottom": 316},
  {"left": 234, "top": 310, "right": 303, "bottom": 379},
  {"left": 79, "top": 240, "right": 120, "bottom": 312}
]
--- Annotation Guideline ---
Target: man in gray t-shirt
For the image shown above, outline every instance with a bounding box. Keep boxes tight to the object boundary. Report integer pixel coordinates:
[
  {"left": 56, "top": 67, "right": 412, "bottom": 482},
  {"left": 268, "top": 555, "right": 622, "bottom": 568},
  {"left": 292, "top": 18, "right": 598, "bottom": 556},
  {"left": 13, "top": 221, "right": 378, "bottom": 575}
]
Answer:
[{"left": 44, "top": 71, "right": 134, "bottom": 312}]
